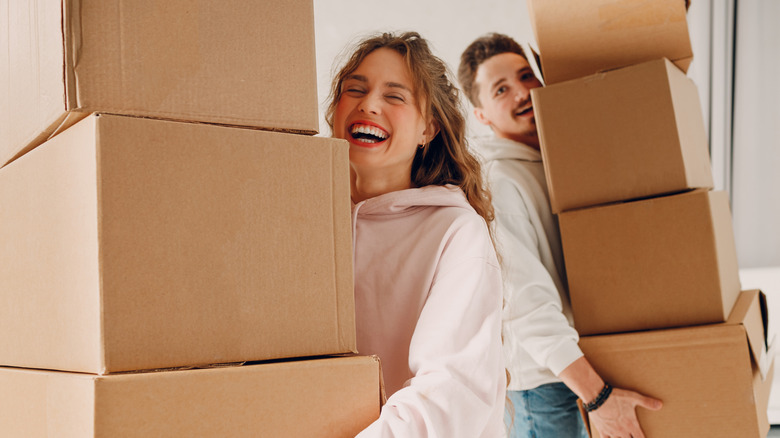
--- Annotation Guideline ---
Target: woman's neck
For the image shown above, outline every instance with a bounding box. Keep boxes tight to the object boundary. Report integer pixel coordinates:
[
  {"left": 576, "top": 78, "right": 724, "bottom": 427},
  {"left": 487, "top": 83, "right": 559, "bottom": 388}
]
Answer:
[{"left": 350, "top": 166, "right": 413, "bottom": 203}]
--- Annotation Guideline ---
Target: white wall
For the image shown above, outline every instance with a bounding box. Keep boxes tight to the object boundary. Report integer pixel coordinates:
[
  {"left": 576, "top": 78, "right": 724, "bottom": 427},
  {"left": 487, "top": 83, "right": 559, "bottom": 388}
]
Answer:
[{"left": 732, "top": 1, "right": 780, "bottom": 268}]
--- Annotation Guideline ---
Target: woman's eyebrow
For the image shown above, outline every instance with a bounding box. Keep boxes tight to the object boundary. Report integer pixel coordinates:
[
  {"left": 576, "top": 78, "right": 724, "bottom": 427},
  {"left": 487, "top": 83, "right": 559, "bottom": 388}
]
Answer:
[
  {"left": 345, "top": 74, "right": 410, "bottom": 92},
  {"left": 386, "top": 82, "right": 411, "bottom": 92},
  {"left": 345, "top": 74, "right": 367, "bottom": 82}
]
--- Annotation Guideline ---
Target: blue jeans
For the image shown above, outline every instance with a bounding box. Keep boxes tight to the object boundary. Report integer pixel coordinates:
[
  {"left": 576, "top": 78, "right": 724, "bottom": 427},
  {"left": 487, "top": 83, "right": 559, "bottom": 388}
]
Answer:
[{"left": 505, "top": 382, "right": 589, "bottom": 438}]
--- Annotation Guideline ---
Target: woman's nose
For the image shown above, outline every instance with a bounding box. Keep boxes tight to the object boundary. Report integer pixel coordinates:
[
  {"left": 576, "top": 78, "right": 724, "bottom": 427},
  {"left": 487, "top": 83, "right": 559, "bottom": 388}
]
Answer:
[{"left": 358, "top": 93, "right": 381, "bottom": 114}]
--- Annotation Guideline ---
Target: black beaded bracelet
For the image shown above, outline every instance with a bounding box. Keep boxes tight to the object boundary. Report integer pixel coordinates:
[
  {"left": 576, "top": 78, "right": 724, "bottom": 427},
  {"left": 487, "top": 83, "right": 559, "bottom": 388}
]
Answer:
[{"left": 583, "top": 383, "right": 613, "bottom": 412}]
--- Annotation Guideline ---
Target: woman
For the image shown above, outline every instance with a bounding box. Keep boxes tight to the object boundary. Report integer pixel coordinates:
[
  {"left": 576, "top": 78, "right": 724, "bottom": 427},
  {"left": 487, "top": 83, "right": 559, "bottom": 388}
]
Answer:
[{"left": 326, "top": 32, "right": 506, "bottom": 437}]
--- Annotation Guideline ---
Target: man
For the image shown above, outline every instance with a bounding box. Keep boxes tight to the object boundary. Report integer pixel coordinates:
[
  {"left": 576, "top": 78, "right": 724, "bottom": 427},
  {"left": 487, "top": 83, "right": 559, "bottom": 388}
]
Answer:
[{"left": 457, "top": 33, "right": 662, "bottom": 438}]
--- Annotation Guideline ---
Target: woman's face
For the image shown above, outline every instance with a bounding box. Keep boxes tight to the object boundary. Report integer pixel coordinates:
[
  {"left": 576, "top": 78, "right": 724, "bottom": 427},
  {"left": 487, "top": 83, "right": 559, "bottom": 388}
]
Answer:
[{"left": 333, "top": 48, "right": 430, "bottom": 186}]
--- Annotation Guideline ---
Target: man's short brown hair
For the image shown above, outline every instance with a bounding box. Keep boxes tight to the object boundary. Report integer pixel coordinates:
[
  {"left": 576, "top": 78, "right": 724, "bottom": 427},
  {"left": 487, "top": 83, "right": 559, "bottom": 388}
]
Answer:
[{"left": 457, "top": 33, "right": 527, "bottom": 107}]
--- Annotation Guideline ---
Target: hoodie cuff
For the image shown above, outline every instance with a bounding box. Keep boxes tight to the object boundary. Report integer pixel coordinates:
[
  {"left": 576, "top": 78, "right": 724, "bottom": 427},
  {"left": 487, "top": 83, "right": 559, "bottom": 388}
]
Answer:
[{"left": 546, "top": 340, "right": 585, "bottom": 377}]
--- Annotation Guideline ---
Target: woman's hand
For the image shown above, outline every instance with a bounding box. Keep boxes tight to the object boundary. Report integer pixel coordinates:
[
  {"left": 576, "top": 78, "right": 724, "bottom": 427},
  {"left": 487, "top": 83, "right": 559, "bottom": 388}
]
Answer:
[{"left": 588, "top": 387, "right": 662, "bottom": 438}]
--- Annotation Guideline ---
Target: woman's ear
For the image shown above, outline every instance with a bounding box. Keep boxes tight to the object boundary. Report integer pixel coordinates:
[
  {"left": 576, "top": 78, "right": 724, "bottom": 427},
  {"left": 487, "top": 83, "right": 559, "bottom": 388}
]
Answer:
[{"left": 421, "top": 119, "right": 440, "bottom": 145}]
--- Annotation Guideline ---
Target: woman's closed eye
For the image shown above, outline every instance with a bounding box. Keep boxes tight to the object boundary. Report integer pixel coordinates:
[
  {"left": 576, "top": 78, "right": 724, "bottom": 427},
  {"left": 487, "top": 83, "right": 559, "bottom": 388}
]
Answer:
[
  {"left": 386, "top": 93, "right": 406, "bottom": 103},
  {"left": 344, "top": 87, "right": 366, "bottom": 96}
]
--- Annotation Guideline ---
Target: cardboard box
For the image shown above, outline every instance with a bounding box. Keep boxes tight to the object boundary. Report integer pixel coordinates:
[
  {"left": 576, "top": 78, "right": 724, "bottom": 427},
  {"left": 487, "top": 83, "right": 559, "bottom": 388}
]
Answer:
[
  {"left": 1, "top": 0, "right": 319, "bottom": 169},
  {"left": 0, "top": 355, "right": 381, "bottom": 437},
  {"left": 527, "top": 0, "right": 692, "bottom": 84},
  {"left": 579, "top": 290, "right": 774, "bottom": 438},
  {"left": 560, "top": 189, "right": 741, "bottom": 335},
  {"left": 532, "top": 58, "right": 713, "bottom": 213},
  {"left": 0, "top": 113, "right": 355, "bottom": 374}
]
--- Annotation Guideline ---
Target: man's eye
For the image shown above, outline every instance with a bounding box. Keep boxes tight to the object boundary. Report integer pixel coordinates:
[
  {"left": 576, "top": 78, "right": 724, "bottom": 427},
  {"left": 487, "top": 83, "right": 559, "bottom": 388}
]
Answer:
[{"left": 495, "top": 86, "right": 507, "bottom": 96}]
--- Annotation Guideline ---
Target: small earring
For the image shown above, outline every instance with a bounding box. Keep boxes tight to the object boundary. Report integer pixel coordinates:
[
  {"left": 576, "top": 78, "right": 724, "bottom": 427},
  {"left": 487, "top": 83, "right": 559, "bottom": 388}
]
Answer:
[{"left": 419, "top": 142, "right": 426, "bottom": 150}]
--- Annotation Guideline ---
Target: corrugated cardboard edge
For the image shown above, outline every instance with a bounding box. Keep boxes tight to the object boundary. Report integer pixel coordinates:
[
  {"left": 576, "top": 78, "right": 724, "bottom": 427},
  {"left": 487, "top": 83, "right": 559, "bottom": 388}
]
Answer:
[
  {"left": 330, "top": 138, "right": 358, "bottom": 354},
  {"left": 374, "top": 355, "right": 388, "bottom": 406},
  {"left": 530, "top": 87, "right": 559, "bottom": 213},
  {"left": 729, "top": 289, "right": 773, "bottom": 379},
  {"left": 63, "top": 0, "right": 81, "bottom": 110},
  {"left": 301, "top": 0, "right": 321, "bottom": 133},
  {"left": 92, "top": 113, "right": 109, "bottom": 375},
  {"left": 666, "top": 59, "right": 714, "bottom": 190},
  {"left": 756, "top": 357, "right": 775, "bottom": 436},
  {"left": 710, "top": 191, "right": 743, "bottom": 325}
]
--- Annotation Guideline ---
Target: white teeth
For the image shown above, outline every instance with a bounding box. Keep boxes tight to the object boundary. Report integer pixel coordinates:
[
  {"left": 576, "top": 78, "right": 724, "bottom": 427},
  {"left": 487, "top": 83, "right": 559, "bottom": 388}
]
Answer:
[{"left": 351, "top": 124, "right": 388, "bottom": 139}]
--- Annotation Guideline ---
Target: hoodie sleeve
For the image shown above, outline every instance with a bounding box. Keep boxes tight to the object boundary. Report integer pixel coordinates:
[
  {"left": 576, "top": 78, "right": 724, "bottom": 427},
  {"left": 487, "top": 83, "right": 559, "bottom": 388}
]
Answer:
[
  {"left": 356, "top": 214, "right": 506, "bottom": 438},
  {"left": 490, "top": 175, "right": 583, "bottom": 377}
]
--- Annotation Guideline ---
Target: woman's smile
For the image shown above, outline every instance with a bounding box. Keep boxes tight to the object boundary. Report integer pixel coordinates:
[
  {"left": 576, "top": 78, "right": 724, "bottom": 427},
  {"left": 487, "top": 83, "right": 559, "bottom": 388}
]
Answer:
[{"left": 349, "top": 121, "right": 390, "bottom": 147}]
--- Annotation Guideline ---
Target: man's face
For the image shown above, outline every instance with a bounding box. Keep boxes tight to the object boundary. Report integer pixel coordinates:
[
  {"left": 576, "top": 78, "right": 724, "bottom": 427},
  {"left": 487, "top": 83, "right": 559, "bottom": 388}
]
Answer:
[{"left": 473, "top": 52, "right": 543, "bottom": 148}]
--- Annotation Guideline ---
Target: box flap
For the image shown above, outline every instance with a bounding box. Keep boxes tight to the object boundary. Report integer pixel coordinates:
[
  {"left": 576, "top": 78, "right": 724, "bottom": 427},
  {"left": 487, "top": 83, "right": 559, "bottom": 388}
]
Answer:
[
  {"left": 1, "top": 0, "right": 67, "bottom": 169},
  {"left": 727, "top": 289, "right": 771, "bottom": 377},
  {"left": 526, "top": 0, "right": 692, "bottom": 84}
]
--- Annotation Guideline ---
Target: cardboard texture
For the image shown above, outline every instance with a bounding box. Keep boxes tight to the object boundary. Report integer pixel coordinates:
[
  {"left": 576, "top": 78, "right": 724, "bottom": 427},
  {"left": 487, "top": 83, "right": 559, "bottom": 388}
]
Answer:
[
  {"left": 579, "top": 290, "right": 774, "bottom": 438},
  {"left": 0, "top": 355, "right": 381, "bottom": 437},
  {"left": 0, "top": 113, "right": 355, "bottom": 374},
  {"left": 527, "top": 0, "right": 692, "bottom": 84},
  {"left": 560, "top": 189, "right": 741, "bottom": 335},
  {"left": 1, "top": 0, "right": 319, "bottom": 169},
  {"left": 532, "top": 58, "right": 713, "bottom": 213}
]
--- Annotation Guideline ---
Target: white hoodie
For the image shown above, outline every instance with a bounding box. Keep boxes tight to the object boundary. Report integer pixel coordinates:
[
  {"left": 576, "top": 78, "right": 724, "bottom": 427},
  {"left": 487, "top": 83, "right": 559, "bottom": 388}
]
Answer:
[
  {"left": 477, "top": 136, "right": 583, "bottom": 391},
  {"left": 352, "top": 185, "right": 506, "bottom": 438}
]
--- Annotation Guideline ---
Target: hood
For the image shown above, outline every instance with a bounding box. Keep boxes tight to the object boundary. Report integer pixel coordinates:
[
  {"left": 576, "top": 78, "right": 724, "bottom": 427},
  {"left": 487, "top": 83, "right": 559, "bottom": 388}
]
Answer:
[
  {"left": 352, "top": 184, "right": 471, "bottom": 217},
  {"left": 475, "top": 135, "right": 542, "bottom": 163}
]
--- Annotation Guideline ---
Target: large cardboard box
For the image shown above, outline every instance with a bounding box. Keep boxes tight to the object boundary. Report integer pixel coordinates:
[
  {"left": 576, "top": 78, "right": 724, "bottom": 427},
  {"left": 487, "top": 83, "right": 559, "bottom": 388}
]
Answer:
[
  {"left": 527, "top": 0, "right": 692, "bottom": 85},
  {"left": 0, "top": 0, "right": 319, "bottom": 169},
  {"left": 560, "top": 189, "right": 741, "bottom": 335},
  {"left": 0, "top": 355, "right": 381, "bottom": 437},
  {"left": 532, "top": 58, "right": 713, "bottom": 214},
  {"left": 0, "top": 113, "right": 355, "bottom": 374},
  {"left": 579, "top": 290, "right": 774, "bottom": 438}
]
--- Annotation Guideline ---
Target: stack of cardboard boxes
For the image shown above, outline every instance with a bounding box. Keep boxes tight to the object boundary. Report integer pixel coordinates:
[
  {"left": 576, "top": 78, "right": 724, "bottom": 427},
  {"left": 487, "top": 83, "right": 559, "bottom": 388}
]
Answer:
[
  {"left": 0, "top": 1, "right": 380, "bottom": 436},
  {"left": 527, "top": 1, "right": 774, "bottom": 436}
]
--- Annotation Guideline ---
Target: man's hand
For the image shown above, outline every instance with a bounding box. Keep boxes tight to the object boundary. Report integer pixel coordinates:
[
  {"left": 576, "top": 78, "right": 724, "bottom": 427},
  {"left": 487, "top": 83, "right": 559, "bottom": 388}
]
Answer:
[
  {"left": 588, "top": 387, "right": 662, "bottom": 438},
  {"left": 558, "top": 357, "right": 662, "bottom": 438}
]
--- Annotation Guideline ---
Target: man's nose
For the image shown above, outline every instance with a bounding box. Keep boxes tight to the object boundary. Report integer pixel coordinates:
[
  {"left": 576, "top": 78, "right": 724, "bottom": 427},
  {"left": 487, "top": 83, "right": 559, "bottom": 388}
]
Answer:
[{"left": 514, "top": 84, "right": 530, "bottom": 102}]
